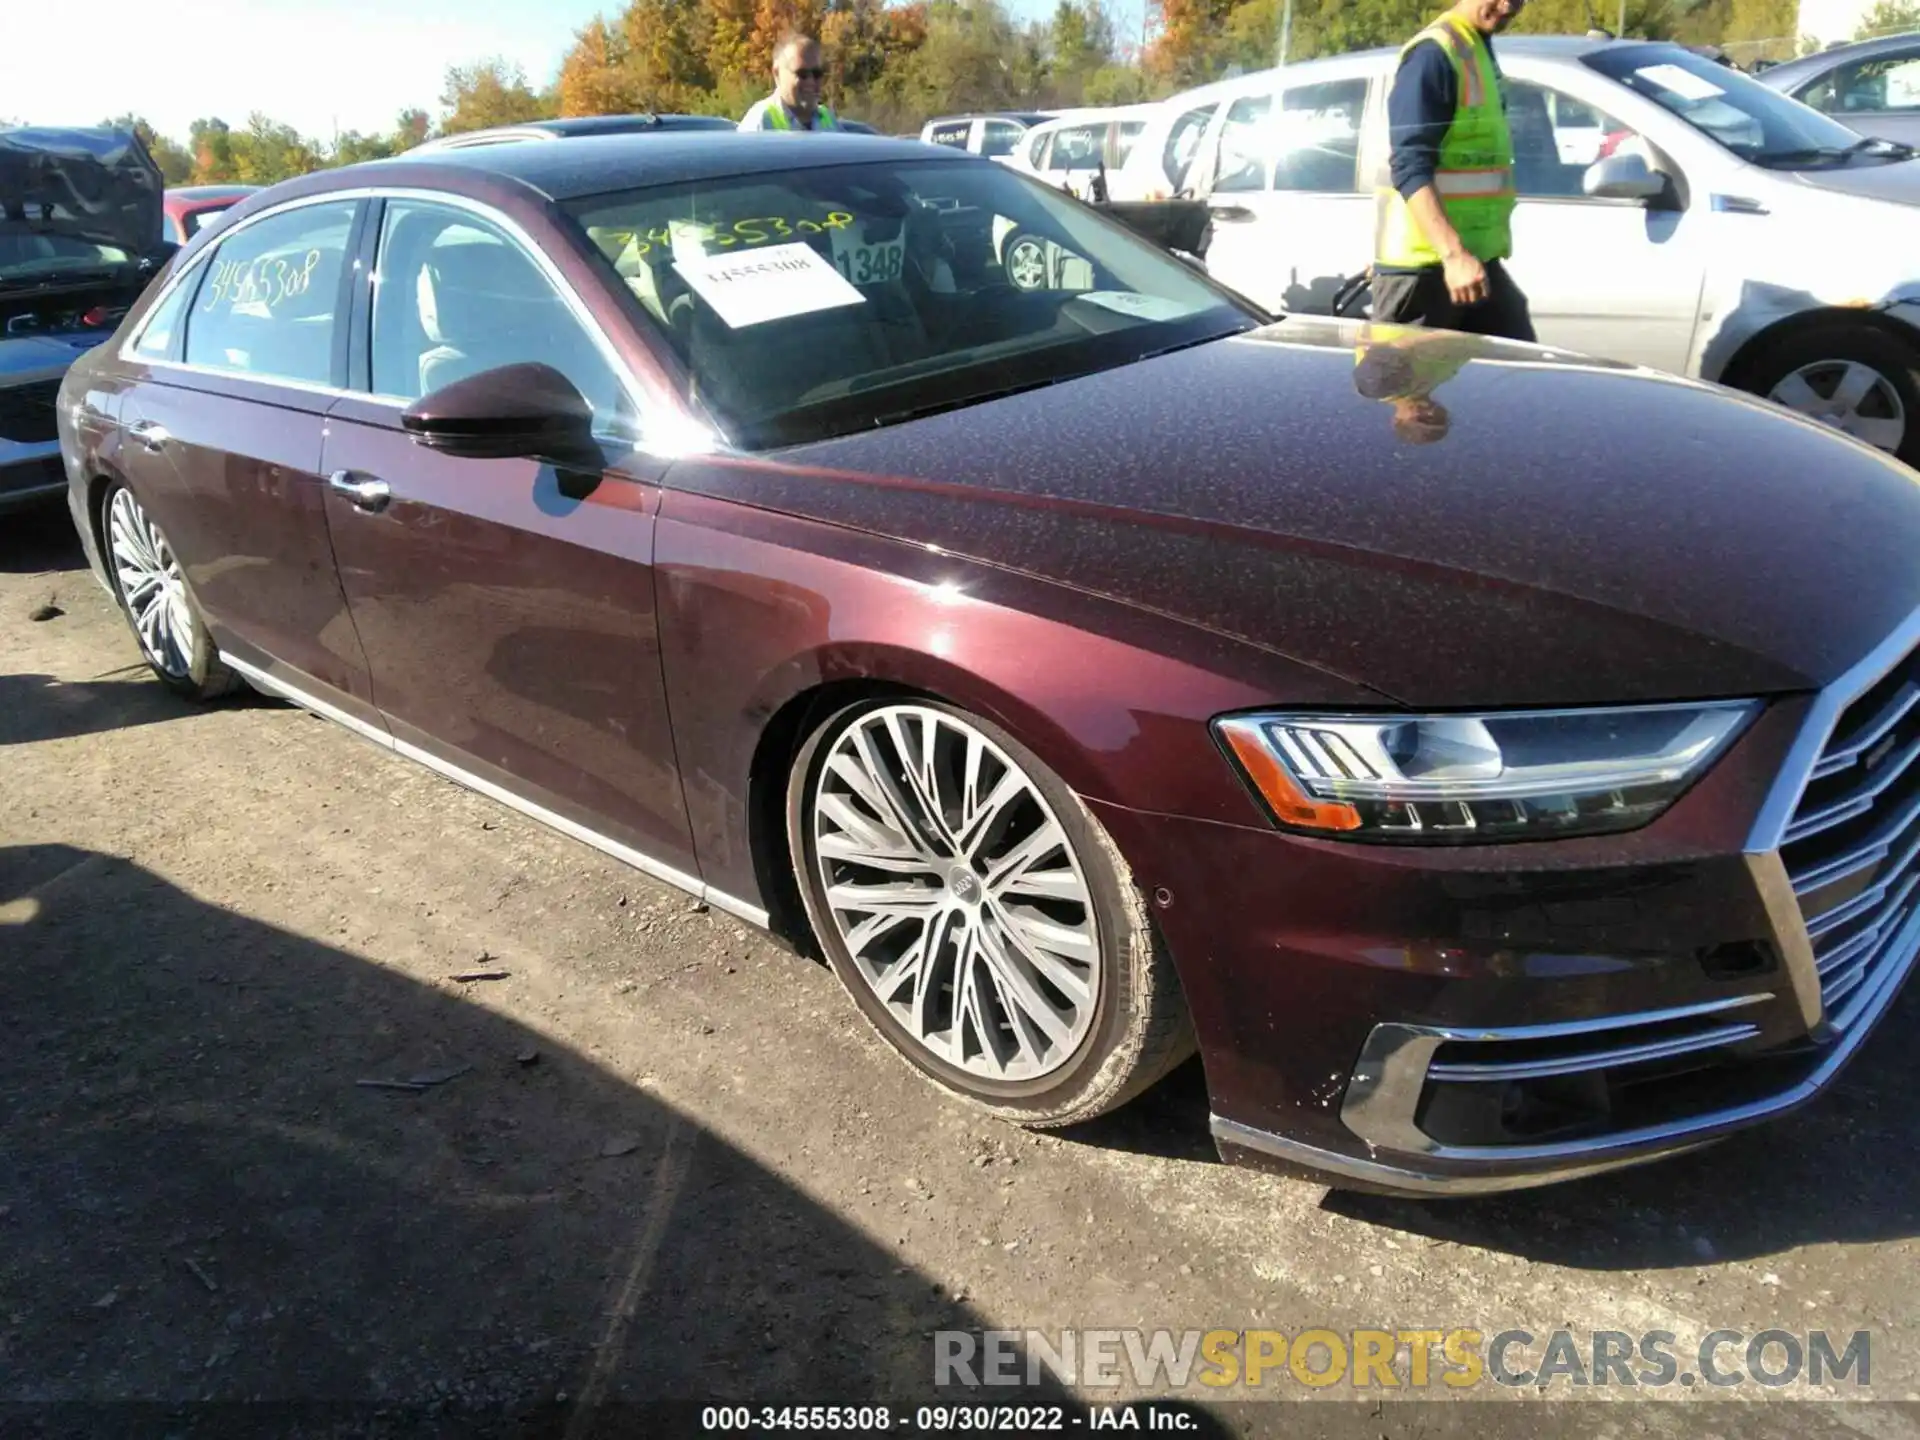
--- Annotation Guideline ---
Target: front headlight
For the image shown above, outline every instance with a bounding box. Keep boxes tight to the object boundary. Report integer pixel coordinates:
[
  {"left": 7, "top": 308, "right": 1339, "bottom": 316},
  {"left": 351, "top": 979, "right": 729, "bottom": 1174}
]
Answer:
[{"left": 1215, "top": 701, "right": 1758, "bottom": 843}]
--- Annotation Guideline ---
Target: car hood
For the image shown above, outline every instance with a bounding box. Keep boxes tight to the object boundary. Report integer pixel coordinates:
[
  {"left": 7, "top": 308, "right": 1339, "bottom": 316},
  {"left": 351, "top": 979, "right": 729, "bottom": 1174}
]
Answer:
[
  {"left": 0, "top": 127, "right": 165, "bottom": 269},
  {"left": 682, "top": 316, "right": 1920, "bottom": 709},
  {"left": 1784, "top": 154, "right": 1920, "bottom": 205}
]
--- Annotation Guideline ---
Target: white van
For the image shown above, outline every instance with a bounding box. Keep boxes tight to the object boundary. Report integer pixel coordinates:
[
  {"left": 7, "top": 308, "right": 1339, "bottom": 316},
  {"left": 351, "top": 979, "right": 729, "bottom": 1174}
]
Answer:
[
  {"left": 1108, "top": 73, "right": 1276, "bottom": 201},
  {"left": 917, "top": 112, "right": 1061, "bottom": 163},
  {"left": 1007, "top": 104, "right": 1163, "bottom": 199}
]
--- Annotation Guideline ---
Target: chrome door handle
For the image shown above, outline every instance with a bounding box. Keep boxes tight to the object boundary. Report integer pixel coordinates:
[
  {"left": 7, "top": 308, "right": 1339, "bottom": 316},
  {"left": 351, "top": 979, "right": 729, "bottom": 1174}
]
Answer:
[
  {"left": 127, "top": 420, "right": 170, "bottom": 453},
  {"left": 1208, "top": 204, "right": 1256, "bottom": 223},
  {"left": 327, "top": 469, "right": 391, "bottom": 512}
]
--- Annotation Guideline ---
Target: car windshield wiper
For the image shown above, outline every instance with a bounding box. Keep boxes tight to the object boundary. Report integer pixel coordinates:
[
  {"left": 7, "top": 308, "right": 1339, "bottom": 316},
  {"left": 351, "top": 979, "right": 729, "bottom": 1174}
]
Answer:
[
  {"left": 1762, "top": 137, "right": 1914, "bottom": 166},
  {"left": 1847, "top": 134, "right": 1916, "bottom": 159}
]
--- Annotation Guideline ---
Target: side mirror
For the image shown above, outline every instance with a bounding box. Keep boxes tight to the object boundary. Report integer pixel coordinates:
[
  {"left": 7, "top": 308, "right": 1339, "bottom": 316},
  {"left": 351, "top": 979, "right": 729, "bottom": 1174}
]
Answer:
[
  {"left": 1582, "top": 150, "right": 1670, "bottom": 203},
  {"left": 401, "top": 362, "right": 600, "bottom": 468}
]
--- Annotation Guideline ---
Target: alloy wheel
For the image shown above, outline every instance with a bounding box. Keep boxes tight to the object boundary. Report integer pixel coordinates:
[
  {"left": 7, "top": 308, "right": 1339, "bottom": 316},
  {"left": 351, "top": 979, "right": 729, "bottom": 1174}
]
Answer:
[
  {"left": 108, "top": 488, "right": 195, "bottom": 679},
  {"left": 1768, "top": 358, "right": 1908, "bottom": 454},
  {"left": 808, "top": 703, "right": 1101, "bottom": 1082},
  {"left": 1006, "top": 237, "right": 1048, "bottom": 291}
]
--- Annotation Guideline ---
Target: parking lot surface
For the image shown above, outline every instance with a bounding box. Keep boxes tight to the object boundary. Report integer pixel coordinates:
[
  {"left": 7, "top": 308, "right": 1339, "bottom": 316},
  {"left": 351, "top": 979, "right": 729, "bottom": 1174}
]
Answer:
[{"left": 5, "top": 504, "right": 1920, "bottom": 1438}]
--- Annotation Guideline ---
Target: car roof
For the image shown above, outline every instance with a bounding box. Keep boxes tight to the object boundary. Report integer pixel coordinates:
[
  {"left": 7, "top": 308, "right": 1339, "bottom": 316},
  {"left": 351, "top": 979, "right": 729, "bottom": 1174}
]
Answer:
[
  {"left": 413, "top": 114, "right": 738, "bottom": 150},
  {"left": 1758, "top": 29, "right": 1920, "bottom": 86},
  {"left": 1023, "top": 103, "right": 1162, "bottom": 132},
  {"left": 923, "top": 111, "right": 1054, "bottom": 126},
  {"left": 1199, "top": 33, "right": 1684, "bottom": 91},
  {"left": 357, "top": 130, "right": 972, "bottom": 202},
  {"left": 166, "top": 185, "right": 259, "bottom": 201}
]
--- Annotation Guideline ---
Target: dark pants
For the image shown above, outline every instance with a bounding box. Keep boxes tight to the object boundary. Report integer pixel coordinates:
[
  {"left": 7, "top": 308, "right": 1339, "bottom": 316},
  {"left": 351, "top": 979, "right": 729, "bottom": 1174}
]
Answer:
[{"left": 1370, "top": 259, "right": 1536, "bottom": 343}]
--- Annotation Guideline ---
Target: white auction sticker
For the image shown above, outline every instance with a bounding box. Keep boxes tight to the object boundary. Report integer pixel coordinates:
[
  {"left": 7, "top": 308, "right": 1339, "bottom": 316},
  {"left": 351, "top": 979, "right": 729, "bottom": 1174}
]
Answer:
[
  {"left": 672, "top": 241, "right": 866, "bottom": 329},
  {"left": 1636, "top": 63, "right": 1725, "bottom": 101},
  {"left": 1074, "top": 290, "right": 1201, "bottom": 322}
]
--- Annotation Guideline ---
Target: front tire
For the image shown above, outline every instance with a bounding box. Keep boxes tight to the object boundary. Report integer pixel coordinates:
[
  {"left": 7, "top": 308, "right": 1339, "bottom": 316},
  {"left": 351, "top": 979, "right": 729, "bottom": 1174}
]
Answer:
[
  {"left": 787, "top": 698, "right": 1194, "bottom": 1127},
  {"left": 101, "top": 481, "right": 237, "bottom": 700},
  {"left": 1740, "top": 324, "right": 1920, "bottom": 467}
]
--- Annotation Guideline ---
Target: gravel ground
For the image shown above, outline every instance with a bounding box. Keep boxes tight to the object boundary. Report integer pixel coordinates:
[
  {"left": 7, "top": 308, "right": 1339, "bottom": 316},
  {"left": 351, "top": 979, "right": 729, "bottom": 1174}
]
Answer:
[{"left": 4, "top": 503, "right": 1919, "bottom": 1439}]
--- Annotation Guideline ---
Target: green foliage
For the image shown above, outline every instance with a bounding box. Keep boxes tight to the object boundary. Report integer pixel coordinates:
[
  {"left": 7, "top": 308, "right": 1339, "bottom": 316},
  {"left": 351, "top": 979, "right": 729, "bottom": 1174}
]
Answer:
[{"left": 1856, "top": 0, "right": 1920, "bottom": 38}]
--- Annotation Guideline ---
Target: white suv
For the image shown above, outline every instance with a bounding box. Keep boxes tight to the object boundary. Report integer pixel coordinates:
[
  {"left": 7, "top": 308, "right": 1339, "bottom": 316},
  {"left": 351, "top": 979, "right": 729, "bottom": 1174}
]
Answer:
[{"left": 1187, "top": 35, "right": 1920, "bottom": 464}]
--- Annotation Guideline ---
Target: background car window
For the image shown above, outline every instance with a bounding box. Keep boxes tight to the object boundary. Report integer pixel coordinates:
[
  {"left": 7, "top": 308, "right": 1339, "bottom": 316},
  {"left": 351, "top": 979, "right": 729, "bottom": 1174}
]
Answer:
[
  {"left": 980, "top": 120, "right": 1024, "bottom": 157},
  {"left": 1802, "top": 50, "right": 1920, "bottom": 114},
  {"left": 1508, "top": 81, "right": 1644, "bottom": 197},
  {"left": 1023, "top": 129, "right": 1052, "bottom": 169},
  {"left": 370, "top": 201, "right": 631, "bottom": 432},
  {"left": 1113, "top": 121, "right": 1146, "bottom": 167},
  {"left": 181, "top": 201, "right": 355, "bottom": 386},
  {"left": 1271, "top": 79, "right": 1367, "bottom": 193},
  {"left": 1213, "top": 94, "right": 1274, "bottom": 192},
  {"left": 1047, "top": 124, "right": 1105, "bottom": 172},
  {"left": 1163, "top": 104, "right": 1217, "bottom": 192},
  {"left": 927, "top": 121, "right": 971, "bottom": 148}
]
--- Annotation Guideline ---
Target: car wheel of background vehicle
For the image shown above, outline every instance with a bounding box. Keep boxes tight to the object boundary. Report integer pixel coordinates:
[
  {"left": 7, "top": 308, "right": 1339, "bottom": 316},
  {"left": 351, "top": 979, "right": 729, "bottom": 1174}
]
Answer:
[
  {"left": 1742, "top": 324, "right": 1920, "bottom": 467},
  {"left": 1001, "top": 233, "right": 1050, "bottom": 291},
  {"left": 102, "top": 482, "right": 238, "bottom": 700},
  {"left": 787, "top": 698, "right": 1194, "bottom": 1127}
]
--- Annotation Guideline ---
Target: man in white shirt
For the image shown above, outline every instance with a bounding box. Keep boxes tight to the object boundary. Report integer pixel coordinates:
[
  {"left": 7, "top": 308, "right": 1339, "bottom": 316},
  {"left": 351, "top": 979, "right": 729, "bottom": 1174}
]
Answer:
[{"left": 738, "top": 34, "right": 840, "bottom": 132}]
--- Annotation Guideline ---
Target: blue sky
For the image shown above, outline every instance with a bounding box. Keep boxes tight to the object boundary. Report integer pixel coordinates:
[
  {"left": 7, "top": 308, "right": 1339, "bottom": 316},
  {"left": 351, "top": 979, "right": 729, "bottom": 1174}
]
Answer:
[{"left": 3, "top": 0, "right": 1138, "bottom": 145}]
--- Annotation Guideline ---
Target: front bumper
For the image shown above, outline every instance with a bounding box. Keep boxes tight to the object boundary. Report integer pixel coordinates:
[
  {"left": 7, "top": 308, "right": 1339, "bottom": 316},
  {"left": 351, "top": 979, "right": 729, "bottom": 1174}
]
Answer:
[{"left": 1091, "top": 616, "right": 1920, "bottom": 1196}]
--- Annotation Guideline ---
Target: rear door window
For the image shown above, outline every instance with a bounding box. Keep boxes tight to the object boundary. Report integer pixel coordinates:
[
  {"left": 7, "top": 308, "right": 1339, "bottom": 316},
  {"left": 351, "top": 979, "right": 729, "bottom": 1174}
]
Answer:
[
  {"left": 1163, "top": 103, "right": 1218, "bottom": 192},
  {"left": 1213, "top": 94, "right": 1275, "bottom": 192},
  {"left": 1270, "top": 79, "right": 1367, "bottom": 193},
  {"left": 980, "top": 119, "right": 1025, "bottom": 157},
  {"left": 1801, "top": 47, "right": 1920, "bottom": 114},
  {"left": 1047, "top": 124, "right": 1106, "bottom": 173},
  {"left": 181, "top": 200, "right": 357, "bottom": 387}
]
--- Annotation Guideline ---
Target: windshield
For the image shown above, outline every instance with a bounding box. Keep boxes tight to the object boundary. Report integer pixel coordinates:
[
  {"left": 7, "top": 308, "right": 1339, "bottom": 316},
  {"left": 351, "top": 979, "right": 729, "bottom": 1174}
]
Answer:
[
  {"left": 565, "top": 158, "right": 1255, "bottom": 449},
  {"left": 0, "top": 229, "right": 135, "bottom": 288},
  {"left": 1582, "top": 43, "right": 1909, "bottom": 167}
]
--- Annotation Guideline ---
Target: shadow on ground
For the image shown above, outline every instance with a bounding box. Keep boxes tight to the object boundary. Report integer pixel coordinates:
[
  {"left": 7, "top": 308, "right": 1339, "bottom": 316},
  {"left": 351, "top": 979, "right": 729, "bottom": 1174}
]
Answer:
[
  {"left": 2, "top": 502, "right": 87, "bottom": 576},
  {"left": 0, "top": 842, "right": 1134, "bottom": 1439}
]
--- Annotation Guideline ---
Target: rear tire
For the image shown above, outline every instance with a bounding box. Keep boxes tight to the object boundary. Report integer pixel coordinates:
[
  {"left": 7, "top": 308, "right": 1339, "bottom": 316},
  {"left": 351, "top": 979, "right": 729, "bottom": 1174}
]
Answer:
[
  {"left": 787, "top": 697, "right": 1194, "bottom": 1128},
  {"left": 101, "top": 480, "right": 238, "bottom": 701},
  {"left": 1001, "top": 232, "right": 1050, "bottom": 291},
  {"left": 1738, "top": 323, "right": 1920, "bottom": 467}
]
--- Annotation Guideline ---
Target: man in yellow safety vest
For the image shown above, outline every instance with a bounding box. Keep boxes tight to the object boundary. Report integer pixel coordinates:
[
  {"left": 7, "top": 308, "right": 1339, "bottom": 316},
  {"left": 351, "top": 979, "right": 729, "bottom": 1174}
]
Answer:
[
  {"left": 739, "top": 34, "right": 841, "bottom": 133},
  {"left": 1371, "top": 0, "right": 1535, "bottom": 341}
]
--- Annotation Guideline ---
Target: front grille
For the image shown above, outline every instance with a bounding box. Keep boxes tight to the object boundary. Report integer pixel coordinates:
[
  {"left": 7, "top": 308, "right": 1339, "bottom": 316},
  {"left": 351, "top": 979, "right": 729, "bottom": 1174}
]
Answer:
[
  {"left": 1781, "top": 642, "right": 1920, "bottom": 1034},
  {"left": 0, "top": 379, "right": 61, "bottom": 444}
]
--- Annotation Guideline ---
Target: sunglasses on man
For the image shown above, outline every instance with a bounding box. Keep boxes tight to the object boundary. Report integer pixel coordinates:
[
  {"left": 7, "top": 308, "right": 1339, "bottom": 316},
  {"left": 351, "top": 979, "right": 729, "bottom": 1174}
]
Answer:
[{"left": 790, "top": 66, "right": 826, "bottom": 80}]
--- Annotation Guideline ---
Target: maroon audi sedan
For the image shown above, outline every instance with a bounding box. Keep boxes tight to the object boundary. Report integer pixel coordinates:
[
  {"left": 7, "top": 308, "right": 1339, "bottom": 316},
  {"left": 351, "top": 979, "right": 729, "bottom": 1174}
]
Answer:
[{"left": 54, "top": 133, "right": 1920, "bottom": 1196}]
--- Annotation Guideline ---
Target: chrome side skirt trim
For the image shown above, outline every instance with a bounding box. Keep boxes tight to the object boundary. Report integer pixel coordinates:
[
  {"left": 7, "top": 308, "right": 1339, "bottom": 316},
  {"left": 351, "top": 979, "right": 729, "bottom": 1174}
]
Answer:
[
  {"left": 223, "top": 653, "right": 770, "bottom": 929},
  {"left": 1209, "top": 1115, "right": 1716, "bottom": 1197}
]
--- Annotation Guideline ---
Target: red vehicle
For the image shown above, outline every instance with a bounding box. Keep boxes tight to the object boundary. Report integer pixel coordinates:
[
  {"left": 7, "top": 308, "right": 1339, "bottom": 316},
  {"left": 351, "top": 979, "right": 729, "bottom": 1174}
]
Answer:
[
  {"left": 56, "top": 134, "right": 1920, "bottom": 1195},
  {"left": 161, "top": 185, "right": 259, "bottom": 245}
]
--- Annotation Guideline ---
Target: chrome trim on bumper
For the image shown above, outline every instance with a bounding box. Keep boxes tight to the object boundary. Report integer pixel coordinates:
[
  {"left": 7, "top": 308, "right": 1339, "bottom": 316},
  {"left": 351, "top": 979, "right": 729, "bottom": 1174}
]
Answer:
[
  {"left": 1313, "top": 905, "right": 1917, "bottom": 1180},
  {"left": 1340, "top": 992, "right": 1774, "bottom": 1156},
  {"left": 222, "top": 652, "right": 771, "bottom": 929},
  {"left": 1210, "top": 1115, "right": 1717, "bottom": 1196}
]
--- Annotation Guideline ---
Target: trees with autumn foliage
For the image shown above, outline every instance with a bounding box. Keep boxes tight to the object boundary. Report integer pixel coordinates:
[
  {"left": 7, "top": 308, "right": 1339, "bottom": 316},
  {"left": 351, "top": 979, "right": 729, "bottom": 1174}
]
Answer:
[{"left": 29, "top": 0, "right": 1827, "bottom": 189}]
